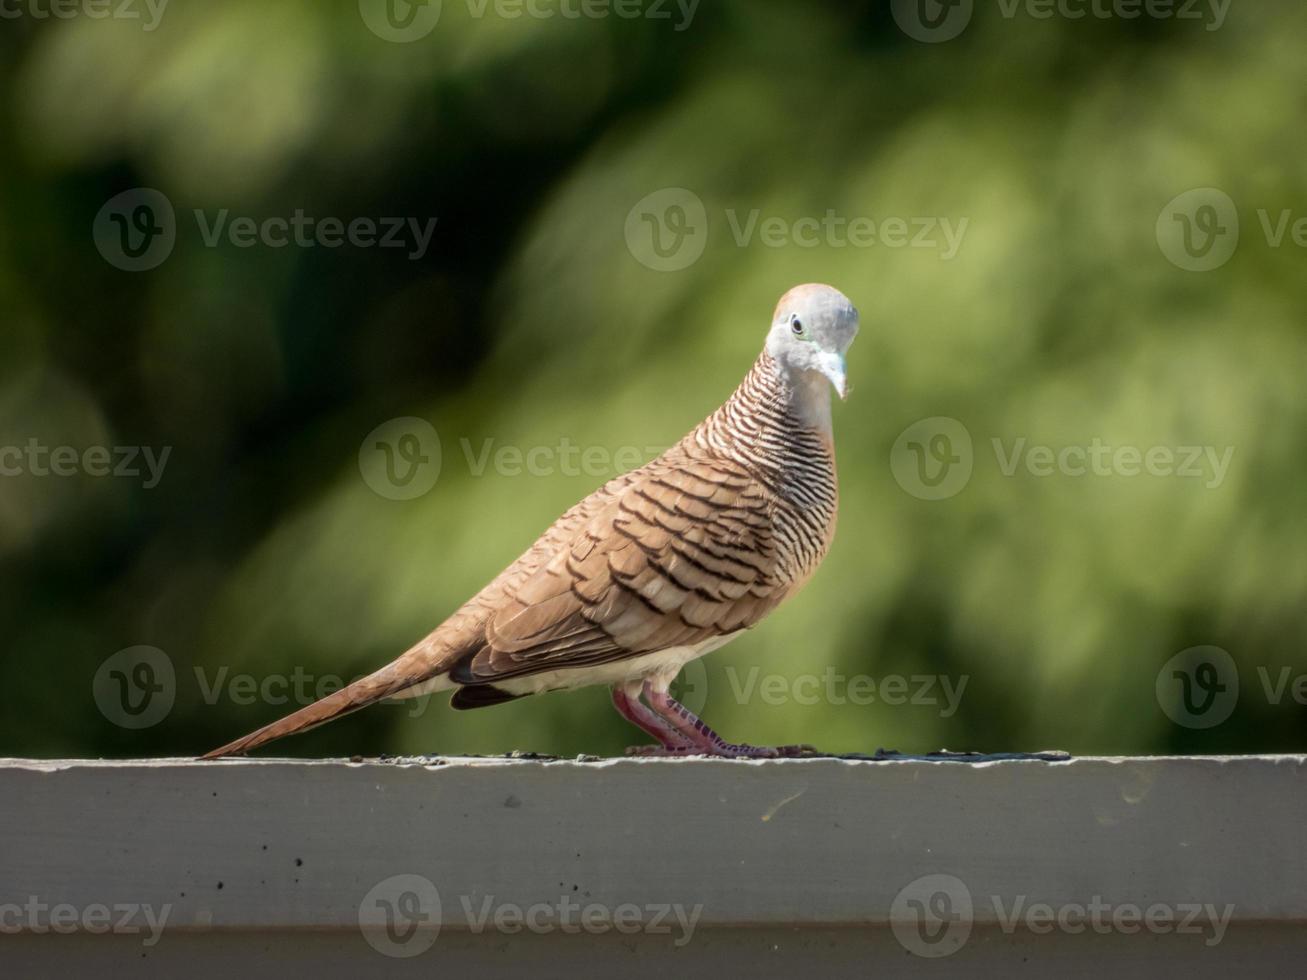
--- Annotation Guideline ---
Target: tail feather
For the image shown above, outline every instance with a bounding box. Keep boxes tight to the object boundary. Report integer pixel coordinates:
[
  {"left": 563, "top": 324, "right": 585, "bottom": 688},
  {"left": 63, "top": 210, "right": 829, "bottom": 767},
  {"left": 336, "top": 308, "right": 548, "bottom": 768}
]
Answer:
[{"left": 200, "top": 659, "right": 445, "bottom": 760}]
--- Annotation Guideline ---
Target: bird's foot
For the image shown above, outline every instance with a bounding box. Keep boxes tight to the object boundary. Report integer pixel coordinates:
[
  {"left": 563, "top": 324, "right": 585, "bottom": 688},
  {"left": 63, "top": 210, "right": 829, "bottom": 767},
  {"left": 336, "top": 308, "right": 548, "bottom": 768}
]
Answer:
[
  {"left": 720, "top": 742, "right": 818, "bottom": 759},
  {"left": 776, "top": 743, "right": 820, "bottom": 757},
  {"left": 631, "top": 681, "right": 826, "bottom": 758}
]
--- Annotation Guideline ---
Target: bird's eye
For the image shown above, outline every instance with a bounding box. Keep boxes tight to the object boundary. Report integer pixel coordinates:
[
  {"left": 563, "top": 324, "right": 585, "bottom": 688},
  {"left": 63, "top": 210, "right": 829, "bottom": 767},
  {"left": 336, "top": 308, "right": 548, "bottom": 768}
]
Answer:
[{"left": 790, "top": 316, "right": 804, "bottom": 335}]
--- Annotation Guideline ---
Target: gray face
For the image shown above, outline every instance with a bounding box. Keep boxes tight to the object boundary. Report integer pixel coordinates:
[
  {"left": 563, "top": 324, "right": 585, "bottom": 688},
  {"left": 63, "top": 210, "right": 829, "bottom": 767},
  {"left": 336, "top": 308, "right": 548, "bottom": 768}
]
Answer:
[{"left": 765, "top": 283, "right": 860, "bottom": 398}]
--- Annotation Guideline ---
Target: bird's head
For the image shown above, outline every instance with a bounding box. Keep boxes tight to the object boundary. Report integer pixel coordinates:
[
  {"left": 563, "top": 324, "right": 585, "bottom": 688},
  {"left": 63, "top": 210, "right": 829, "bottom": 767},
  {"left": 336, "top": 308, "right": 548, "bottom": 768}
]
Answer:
[{"left": 765, "top": 283, "right": 860, "bottom": 400}]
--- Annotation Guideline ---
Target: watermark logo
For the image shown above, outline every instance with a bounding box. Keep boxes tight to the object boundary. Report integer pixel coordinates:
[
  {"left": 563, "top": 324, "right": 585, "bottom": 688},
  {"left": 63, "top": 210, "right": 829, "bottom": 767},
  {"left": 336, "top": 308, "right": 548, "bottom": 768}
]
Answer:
[
  {"left": 625, "top": 187, "right": 709, "bottom": 272},
  {"left": 1156, "top": 645, "right": 1238, "bottom": 729},
  {"left": 890, "top": 874, "right": 973, "bottom": 958},
  {"left": 96, "top": 650, "right": 442, "bottom": 729},
  {"left": 893, "top": 0, "right": 1229, "bottom": 41},
  {"left": 891, "top": 417, "right": 974, "bottom": 501},
  {"left": 93, "top": 646, "right": 176, "bottom": 730},
  {"left": 359, "top": 874, "right": 442, "bottom": 958},
  {"left": 358, "top": 0, "right": 442, "bottom": 42},
  {"left": 357, "top": 873, "right": 701, "bottom": 956},
  {"left": 892, "top": 418, "right": 1235, "bottom": 501},
  {"left": 95, "top": 189, "right": 439, "bottom": 271},
  {"left": 1158, "top": 187, "right": 1307, "bottom": 271},
  {"left": 94, "top": 188, "right": 176, "bottom": 272},
  {"left": 891, "top": 0, "right": 974, "bottom": 43},
  {"left": 624, "top": 189, "right": 969, "bottom": 271},
  {"left": 892, "top": 873, "right": 1233, "bottom": 957},
  {"left": 358, "top": 418, "right": 667, "bottom": 498},
  {"left": 1156, "top": 188, "right": 1239, "bottom": 272},
  {"left": 359, "top": 417, "right": 443, "bottom": 501},
  {"left": 671, "top": 657, "right": 709, "bottom": 716}
]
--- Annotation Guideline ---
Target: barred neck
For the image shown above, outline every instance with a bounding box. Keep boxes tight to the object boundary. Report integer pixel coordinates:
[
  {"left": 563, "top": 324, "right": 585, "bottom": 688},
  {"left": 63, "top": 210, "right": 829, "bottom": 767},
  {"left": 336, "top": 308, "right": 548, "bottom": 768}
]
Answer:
[{"left": 691, "top": 350, "right": 837, "bottom": 501}]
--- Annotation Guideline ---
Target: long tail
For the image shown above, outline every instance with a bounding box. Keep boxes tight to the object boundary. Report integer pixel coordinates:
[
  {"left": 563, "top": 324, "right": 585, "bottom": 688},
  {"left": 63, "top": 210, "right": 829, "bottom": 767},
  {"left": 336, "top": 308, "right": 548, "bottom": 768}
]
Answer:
[{"left": 200, "top": 654, "right": 449, "bottom": 760}]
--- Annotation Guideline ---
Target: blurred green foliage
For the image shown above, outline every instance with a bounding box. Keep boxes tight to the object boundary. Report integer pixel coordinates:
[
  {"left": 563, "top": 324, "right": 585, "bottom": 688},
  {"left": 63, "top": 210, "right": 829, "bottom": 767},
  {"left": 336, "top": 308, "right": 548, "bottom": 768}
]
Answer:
[{"left": 2, "top": 0, "right": 1305, "bottom": 759}]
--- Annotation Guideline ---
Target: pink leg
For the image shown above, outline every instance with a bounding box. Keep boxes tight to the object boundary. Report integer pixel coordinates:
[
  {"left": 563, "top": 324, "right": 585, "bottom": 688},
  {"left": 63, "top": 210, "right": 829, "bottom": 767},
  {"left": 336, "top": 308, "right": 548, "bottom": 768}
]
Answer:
[
  {"left": 641, "top": 679, "right": 816, "bottom": 759},
  {"left": 611, "top": 683, "right": 694, "bottom": 751}
]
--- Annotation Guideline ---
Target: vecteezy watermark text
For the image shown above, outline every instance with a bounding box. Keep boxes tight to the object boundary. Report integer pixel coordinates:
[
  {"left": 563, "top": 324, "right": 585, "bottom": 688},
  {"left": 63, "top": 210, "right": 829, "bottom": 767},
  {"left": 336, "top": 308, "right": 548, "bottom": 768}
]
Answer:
[
  {"left": 723, "top": 209, "right": 968, "bottom": 258},
  {"left": 194, "top": 665, "right": 435, "bottom": 718},
  {"left": 92, "top": 646, "right": 439, "bottom": 729},
  {"left": 193, "top": 210, "right": 436, "bottom": 259},
  {"left": 1157, "top": 187, "right": 1307, "bottom": 272},
  {"left": 358, "top": 416, "right": 666, "bottom": 500},
  {"left": 724, "top": 666, "right": 967, "bottom": 717},
  {"left": 890, "top": 417, "right": 1235, "bottom": 501},
  {"left": 1, "top": 440, "right": 171, "bottom": 489},
  {"left": 461, "top": 893, "right": 702, "bottom": 945},
  {"left": 94, "top": 188, "right": 438, "bottom": 271},
  {"left": 463, "top": 0, "right": 698, "bottom": 28},
  {"left": 624, "top": 188, "right": 968, "bottom": 272},
  {"left": 890, "top": 873, "right": 1232, "bottom": 958},
  {"left": 358, "top": 0, "right": 699, "bottom": 43},
  {"left": 358, "top": 874, "right": 701, "bottom": 958},
  {"left": 0, "top": 897, "right": 171, "bottom": 946},
  {"left": 1157, "top": 645, "right": 1307, "bottom": 730},
  {"left": 0, "top": 0, "right": 169, "bottom": 30},
  {"left": 991, "top": 438, "right": 1233, "bottom": 488},
  {"left": 891, "top": 0, "right": 1229, "bottom": 44}
]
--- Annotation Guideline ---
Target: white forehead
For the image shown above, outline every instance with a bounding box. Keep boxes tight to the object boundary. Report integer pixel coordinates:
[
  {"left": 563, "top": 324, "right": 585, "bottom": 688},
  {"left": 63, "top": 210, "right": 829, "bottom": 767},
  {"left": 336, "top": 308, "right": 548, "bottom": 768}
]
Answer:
[
  {"left": 773, "top": 283, "right": 858, "bottom": 326},
  {"left": 773, "top": 283, "right": 857, "bottom": 342}
]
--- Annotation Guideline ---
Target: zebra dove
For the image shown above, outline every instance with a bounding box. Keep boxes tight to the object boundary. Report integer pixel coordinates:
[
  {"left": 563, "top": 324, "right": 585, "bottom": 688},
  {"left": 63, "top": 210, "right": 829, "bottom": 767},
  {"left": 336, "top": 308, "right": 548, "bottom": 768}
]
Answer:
[{"left": 204, "top": 283, "right": 859, "bottom": 759}]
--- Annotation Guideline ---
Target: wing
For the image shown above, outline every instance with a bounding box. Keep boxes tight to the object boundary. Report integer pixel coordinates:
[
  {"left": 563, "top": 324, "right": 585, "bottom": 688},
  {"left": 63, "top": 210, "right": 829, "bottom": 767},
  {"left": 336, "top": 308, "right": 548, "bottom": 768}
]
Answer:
[{"left": 449, "top": 455, "right": 791, "bottom": 684}]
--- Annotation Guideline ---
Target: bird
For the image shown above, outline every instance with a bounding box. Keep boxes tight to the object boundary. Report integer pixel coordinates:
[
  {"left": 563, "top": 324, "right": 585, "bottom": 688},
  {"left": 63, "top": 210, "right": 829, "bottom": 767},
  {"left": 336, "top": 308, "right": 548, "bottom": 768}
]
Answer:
[{"left": 203, "top": 283, "right": 859, "bottom": 760}]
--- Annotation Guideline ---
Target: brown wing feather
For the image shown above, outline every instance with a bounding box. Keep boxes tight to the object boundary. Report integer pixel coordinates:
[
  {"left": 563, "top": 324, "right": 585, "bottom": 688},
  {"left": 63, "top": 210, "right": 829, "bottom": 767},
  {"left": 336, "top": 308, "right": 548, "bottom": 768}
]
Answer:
[
  {"left": 202, "top": 452, "right": 793, "bottom": 757},
  {"left": 449, "top": 455, "right": 790, "bottom": 684},
  {"left": 200, "top": 470, "right": 642, "bottom": 757}
]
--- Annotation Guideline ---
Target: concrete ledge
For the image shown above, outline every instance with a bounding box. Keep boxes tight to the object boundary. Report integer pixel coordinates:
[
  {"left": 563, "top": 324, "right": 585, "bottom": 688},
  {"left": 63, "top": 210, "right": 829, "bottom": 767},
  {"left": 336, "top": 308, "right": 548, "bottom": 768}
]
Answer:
[{"left": 3, "top": 755, "right": 1305, "bottom": 976}]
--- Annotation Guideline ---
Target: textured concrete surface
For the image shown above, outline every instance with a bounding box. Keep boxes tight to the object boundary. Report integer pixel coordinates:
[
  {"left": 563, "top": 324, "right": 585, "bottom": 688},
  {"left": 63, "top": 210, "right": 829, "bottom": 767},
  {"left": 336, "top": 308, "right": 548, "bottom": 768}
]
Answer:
[{"left": 2, "top": 755, "right": 1304, "bottom": 976}]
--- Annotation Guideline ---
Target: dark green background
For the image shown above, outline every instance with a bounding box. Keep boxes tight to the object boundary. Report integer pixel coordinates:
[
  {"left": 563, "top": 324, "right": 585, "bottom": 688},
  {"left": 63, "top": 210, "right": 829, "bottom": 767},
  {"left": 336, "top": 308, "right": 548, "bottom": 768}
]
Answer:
[{"left": 1, "top": 0, "right": 1303, "bottom": 759}]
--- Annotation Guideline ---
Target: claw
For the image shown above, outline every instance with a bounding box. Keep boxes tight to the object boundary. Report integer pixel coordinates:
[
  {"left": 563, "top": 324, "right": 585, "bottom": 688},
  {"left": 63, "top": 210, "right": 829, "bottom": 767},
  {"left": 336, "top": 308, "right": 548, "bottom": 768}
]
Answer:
[{"left": 772, "top": 743, "right": 820, "bottom": 757}]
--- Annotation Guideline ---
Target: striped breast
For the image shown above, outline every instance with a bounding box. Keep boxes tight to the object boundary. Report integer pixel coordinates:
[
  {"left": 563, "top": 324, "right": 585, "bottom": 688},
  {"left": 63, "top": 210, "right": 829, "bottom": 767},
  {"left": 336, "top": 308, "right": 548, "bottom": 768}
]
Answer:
[
  {"left": 416, "top": 350, "right": 840, "bottom": 688},
  {"left": 687, "top": 349, "right": 840, "bottom": 586}
]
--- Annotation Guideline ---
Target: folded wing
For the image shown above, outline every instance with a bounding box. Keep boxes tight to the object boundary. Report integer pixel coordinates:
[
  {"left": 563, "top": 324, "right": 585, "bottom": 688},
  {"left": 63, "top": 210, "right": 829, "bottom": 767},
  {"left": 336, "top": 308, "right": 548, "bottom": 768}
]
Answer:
[{"left": 450, "top": 457, "right": 789, "bottom": 683}]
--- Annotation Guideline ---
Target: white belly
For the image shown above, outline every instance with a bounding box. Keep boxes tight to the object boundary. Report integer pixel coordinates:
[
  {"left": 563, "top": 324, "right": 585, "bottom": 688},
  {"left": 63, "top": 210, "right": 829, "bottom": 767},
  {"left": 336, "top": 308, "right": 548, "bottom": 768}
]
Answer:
[
  {"left": 493, "top": 632, "right": 743, "bottom": 697},
  {"left": 388, "top": 632, "right": 743, "bottom": 701}
]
